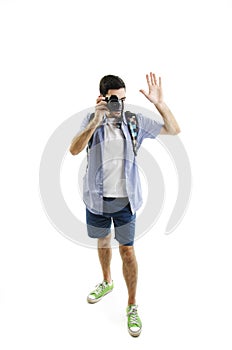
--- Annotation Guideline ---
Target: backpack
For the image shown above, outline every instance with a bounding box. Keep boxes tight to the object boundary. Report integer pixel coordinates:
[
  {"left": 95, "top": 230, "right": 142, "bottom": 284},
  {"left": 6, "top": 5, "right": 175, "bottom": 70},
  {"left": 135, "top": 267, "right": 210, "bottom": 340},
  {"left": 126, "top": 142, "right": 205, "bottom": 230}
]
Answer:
[{"left": 87, "top": 111, "right": 139, "bottom": 156}]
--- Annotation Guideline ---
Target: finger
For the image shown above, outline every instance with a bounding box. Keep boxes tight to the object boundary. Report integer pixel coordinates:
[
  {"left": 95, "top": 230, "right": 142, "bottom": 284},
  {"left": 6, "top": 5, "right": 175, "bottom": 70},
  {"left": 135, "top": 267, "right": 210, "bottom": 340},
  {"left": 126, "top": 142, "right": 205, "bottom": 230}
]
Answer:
[
  {"left": 152, "top": 72, "right": 157, "bottom": 85},
  {"left": 159, "top": 76, "right": 161, "bottom": 87},
  {"left": 95, "top": 104, "right": 108, "bottom": 113},
  {"left": 97, "top": 100, "right": 107, "bottom": 106},
  {"left": 96, "top": 95, "right": 105, "bottom": 103},
  {"left": 150, "top": 72, "right": 155, "bottom": 85},
  {"left": 146, "top": 74, "right": 151, "bottom": 87}
]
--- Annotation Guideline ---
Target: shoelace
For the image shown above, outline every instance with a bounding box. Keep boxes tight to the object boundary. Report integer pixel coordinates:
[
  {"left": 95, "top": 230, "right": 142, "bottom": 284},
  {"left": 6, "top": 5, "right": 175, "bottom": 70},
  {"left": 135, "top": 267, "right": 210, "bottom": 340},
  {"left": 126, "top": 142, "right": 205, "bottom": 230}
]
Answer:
[
  {"left": 94, "top": 282, "right": 107, "bottom": 296},
  {"left": 127, "top": 306, "right": 140, "bottom": 325}
]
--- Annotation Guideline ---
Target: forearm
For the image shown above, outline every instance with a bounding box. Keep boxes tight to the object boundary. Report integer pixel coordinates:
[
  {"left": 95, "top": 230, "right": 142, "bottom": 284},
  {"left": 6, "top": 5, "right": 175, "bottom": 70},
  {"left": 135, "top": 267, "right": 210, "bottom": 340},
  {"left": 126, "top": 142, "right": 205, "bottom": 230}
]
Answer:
[
  {"left": 69, "top": 116, "right": 100, "bottom": 155},
  {"left": 154, "top": 102, "right": 181, "bottom": 135}
]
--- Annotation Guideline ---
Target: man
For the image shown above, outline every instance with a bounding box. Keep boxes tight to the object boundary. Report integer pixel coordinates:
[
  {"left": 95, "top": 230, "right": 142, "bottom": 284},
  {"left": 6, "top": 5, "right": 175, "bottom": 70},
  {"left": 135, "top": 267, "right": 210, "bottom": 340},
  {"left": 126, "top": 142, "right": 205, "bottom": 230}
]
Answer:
[{"left": 70, "top": 72, "right": 180, "bottom": 337}]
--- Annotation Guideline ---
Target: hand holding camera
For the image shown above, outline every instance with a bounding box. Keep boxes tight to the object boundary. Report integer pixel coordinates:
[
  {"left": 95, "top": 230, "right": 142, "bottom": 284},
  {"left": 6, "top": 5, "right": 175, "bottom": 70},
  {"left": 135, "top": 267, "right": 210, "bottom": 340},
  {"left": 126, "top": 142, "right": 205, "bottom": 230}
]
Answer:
[
  {"left": 95, "top": 95, "right": 123, "bottom": 123},
  {"left": 94, "top": 96, "right": 109, "bottom": 125}
]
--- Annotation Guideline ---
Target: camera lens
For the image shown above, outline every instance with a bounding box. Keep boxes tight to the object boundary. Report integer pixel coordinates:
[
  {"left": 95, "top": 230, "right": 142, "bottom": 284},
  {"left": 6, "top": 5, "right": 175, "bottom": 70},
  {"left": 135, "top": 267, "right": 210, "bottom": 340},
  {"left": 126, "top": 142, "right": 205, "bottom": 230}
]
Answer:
[{"left": 107, "top": 95, "right": 122, "bottom": 112}]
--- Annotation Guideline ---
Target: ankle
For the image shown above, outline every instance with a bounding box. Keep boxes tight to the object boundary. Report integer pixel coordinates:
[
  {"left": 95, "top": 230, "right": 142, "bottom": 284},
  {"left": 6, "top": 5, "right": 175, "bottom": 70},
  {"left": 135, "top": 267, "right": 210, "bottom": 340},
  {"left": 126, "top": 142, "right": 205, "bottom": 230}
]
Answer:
[{"left": 104, "top": 278, "right": 112, "bottom": 284}]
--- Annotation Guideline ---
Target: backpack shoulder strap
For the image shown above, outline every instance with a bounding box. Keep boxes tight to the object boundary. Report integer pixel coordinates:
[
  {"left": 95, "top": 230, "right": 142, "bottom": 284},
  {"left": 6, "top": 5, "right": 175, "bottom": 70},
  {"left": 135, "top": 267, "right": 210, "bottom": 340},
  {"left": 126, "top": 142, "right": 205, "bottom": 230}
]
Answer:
[{"left": 125, "top": 111, "right": 139, "bottom": 156}]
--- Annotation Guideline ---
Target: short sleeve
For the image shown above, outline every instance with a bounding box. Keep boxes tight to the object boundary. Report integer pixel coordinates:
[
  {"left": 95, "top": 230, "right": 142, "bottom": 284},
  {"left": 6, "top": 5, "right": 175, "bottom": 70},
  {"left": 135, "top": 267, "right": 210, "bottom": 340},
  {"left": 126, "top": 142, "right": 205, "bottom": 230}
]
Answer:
[
  {"left": 79, "top": 113, "right": 92, "bottom": 132},
  {"left": 137, "top": 113, "right": 163, "bottom": 142}
]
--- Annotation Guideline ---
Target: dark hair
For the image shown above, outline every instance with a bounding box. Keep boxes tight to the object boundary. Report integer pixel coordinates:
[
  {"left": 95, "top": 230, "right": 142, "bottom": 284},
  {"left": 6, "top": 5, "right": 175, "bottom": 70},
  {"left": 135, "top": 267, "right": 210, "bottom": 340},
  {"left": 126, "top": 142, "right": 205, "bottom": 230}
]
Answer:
[{"left": 99, "top": 75, "right": 126, "bottom": 96}]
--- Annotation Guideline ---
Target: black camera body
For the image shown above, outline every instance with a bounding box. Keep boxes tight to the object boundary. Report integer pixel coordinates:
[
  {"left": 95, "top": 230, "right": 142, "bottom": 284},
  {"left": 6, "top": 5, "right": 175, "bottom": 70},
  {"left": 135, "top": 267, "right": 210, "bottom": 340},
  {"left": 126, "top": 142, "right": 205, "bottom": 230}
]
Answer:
[{"left": 105, "top": 95, "right": 123, "bottom": 112}]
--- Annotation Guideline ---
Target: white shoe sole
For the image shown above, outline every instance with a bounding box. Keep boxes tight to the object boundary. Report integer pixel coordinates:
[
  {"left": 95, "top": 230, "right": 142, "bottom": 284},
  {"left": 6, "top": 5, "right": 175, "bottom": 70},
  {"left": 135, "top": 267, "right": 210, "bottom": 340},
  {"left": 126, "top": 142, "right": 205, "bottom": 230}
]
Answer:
[
  {"left": 128, "top": 327, "right": 142, "bottom": 337},
  {"left": 87, "top": 288, "right": 113, "bottom": 304}
]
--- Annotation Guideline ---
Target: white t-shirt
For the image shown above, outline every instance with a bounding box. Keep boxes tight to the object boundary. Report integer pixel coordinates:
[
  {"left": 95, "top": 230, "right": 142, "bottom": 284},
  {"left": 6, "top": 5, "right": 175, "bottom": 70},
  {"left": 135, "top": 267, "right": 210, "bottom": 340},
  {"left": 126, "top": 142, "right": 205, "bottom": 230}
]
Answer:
[{"left": 103, "top": 118, "right": 127, "bottom": 197}]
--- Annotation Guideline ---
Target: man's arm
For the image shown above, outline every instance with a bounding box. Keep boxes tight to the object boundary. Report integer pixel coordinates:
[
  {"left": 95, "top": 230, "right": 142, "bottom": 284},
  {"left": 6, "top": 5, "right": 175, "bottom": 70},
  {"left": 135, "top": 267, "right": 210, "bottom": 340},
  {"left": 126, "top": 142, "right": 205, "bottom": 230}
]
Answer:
[
  {"left": 154, "top": 101, "right": 181, "bottom": 135},
  {"left": 69, "top": 98, "right": 109, "bottom": 155},
  {"left": 140, "top": 72, "right": 181, "bottom": 135},
  {"left": 69, "top": 117, "right": 100, "bottom": 155}
]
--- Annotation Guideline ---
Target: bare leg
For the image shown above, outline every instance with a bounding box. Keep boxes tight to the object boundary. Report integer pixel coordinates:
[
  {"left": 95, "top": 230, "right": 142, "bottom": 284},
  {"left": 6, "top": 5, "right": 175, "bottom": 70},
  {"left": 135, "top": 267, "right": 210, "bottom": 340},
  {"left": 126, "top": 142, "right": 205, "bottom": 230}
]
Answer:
[
  {"left": 119, "top": 245, "right": 138, "bottom": 305},
  {"left": 98, "top": 233, "right": 112, "bottom": 283}
]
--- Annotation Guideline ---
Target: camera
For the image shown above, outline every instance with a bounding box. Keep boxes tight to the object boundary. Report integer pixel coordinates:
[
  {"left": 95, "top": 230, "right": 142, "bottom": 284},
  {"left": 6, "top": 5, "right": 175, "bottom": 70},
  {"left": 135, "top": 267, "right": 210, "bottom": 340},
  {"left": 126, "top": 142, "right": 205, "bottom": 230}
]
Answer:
[{"left": 105, "top": 95, "right": 123, "bottom": 112}]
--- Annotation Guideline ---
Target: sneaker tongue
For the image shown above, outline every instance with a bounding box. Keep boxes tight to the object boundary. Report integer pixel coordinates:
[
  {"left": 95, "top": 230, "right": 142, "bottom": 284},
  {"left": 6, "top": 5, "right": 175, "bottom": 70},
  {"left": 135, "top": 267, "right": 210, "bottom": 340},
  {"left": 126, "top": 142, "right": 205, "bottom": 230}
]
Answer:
[{"left": 127, "top": 305, "right": 137, "bottom": 313}]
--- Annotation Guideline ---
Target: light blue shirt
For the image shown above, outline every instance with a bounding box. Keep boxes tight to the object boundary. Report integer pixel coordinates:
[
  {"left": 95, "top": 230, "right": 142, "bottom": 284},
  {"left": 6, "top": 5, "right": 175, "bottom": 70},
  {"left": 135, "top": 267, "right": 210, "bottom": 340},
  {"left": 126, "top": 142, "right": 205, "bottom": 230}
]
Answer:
[{"left": 80, "top": 111, "right": 162, "bottom": 215}]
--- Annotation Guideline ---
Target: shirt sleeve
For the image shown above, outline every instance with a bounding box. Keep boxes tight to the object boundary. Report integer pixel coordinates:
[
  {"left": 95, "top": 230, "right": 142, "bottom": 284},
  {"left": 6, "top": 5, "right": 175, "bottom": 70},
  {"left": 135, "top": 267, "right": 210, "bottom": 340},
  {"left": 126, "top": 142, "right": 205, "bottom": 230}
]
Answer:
[
  {"left": 79, "top": 113, "right": 92, "bottom": 132},
  {"left": 137, "top": 113, "right": 163, "bottom": 142}
]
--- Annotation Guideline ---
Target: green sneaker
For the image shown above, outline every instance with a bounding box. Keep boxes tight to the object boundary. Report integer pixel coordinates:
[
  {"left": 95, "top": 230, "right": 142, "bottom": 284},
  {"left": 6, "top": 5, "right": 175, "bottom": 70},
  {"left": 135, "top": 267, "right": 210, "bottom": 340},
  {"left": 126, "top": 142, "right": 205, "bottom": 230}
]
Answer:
[
  {"left": 87, "top": 281, "right": 114, "bottom": 304},
  {"left": 126, "top": 305, "right": 142, "bottom": 337}
]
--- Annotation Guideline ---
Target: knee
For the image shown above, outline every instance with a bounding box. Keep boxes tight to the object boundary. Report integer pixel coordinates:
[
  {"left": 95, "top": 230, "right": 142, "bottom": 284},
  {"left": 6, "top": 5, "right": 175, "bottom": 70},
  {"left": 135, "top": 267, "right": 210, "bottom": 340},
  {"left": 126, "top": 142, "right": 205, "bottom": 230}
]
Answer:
[
  {"left": 119, "top": 245, "right": 136, "bottom": 263},
  {"left": 98, "top": 234, "right": 112, "bottom": 249}
]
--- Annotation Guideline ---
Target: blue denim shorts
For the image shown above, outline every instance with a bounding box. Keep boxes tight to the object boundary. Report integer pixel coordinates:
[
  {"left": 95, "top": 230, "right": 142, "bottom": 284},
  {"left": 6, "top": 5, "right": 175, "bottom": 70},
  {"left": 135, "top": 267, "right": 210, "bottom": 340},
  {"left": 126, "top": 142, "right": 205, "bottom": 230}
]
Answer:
[{"left": 86, "top": 197, "right": 136, "bottom": 246}]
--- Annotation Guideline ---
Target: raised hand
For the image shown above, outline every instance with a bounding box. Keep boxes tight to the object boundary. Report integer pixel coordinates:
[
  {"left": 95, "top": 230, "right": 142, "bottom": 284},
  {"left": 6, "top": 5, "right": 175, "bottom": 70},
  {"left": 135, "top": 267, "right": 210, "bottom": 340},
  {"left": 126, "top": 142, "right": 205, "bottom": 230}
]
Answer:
[{"left": 139, "top": 72, "right": 163, "bottom": 105}]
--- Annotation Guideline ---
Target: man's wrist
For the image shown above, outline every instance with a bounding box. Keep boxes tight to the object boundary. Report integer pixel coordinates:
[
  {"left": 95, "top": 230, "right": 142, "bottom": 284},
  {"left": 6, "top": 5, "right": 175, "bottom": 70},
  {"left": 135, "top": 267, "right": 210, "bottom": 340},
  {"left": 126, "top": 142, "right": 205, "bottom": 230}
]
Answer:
[{"left": 154, "top": 101, "right": 166, "bottom": 110}]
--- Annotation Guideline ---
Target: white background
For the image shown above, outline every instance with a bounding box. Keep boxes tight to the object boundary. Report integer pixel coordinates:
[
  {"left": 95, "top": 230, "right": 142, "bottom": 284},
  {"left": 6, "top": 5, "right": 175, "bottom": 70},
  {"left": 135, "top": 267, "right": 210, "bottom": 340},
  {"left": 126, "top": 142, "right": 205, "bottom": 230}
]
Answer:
[{"left": 0, "top": 0, "right": 232, "bottom": 349}]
